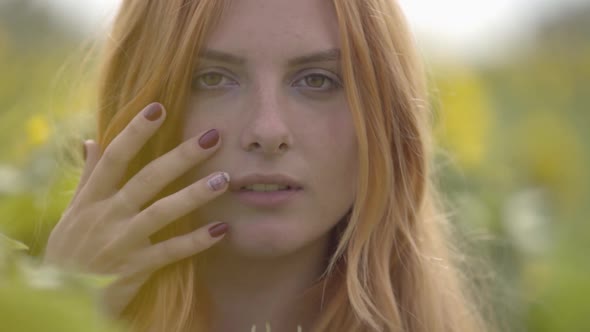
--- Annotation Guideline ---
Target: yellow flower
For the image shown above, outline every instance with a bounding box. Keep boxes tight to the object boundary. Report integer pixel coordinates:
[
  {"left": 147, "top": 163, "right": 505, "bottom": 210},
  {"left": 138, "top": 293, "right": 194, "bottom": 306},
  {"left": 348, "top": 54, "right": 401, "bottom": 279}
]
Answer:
[
  {"left": 433, "top": 65, "right": 493, "bottom": 170},
  {"left": 26, "top": 114, "right": 51, "bottom": 146}
]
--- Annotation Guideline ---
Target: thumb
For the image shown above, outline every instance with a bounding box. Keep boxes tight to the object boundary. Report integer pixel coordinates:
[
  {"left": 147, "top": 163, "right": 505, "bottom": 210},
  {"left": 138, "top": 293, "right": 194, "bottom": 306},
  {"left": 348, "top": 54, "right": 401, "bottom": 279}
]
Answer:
[{"left": 71, "top": 139, "right": 100, "bottom": 202}]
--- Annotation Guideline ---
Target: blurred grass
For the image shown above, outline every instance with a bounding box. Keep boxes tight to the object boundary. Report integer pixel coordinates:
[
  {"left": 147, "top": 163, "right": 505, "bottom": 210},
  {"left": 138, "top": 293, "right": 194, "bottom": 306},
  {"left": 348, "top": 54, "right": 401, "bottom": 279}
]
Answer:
[
  {"left": 1, "top": 237, "right": 126, "bottom": 332},
  {"left": 0, "top": 1, "right": 589, "bottom": 331}
]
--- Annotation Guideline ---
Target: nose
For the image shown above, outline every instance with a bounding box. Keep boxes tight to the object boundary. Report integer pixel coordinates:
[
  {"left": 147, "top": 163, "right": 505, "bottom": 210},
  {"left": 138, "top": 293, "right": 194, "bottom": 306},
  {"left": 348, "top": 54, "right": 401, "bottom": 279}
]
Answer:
[{"left": 241, "top": 84, "right": 293, "bottom": 155}]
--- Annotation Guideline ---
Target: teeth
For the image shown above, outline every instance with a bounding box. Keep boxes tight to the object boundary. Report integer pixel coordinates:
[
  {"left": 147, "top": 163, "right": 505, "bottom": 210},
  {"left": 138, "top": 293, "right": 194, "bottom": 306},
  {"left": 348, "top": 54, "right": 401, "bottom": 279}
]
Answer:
[{"left": 244, "top": 184, "right": 290, "bottom": 192}]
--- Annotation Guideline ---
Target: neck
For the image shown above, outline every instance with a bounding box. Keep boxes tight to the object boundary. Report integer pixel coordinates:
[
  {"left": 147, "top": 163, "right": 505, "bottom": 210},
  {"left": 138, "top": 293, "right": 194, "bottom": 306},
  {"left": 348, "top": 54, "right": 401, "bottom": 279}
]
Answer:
[{"left": 199, "top": 232, "right": 334, "bottom": 332}]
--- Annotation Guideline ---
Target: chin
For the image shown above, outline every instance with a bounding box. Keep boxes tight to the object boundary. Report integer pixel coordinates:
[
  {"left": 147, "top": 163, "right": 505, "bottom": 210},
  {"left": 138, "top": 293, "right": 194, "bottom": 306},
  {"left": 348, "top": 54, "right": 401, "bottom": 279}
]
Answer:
[{"left": 218, "top": 218, "right": 312, "bottom": 259}]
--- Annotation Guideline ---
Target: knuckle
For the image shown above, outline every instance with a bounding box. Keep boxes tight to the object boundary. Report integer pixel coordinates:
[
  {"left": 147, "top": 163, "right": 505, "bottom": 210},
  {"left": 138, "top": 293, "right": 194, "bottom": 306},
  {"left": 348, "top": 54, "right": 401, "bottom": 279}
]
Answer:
[
  {"left": 190, "top": 230, "right": 209, "bottom": 251},
  {"left": 118, "top": 218, "right": 144, "bottom": 246},
  {"left": 124, "top": 257, "right": 147, "bottom": 276},
  {"left": 113, "top": 227, "right": 132, "bottom": 251},
  {"left": 134, "top": 168, "right": 159, "bottom": 188},
  {"left": 159, "top": 240, "right": 178, "bottom": 263},
  {"left": 125, "top": 259, "right": 146, "bottom": 276},
  {"left": 188, "top": 181, "right": 209, "bottom": 200},
  {"left": 125, "top": 120, "right": 144, "bottom": 140},
  {"left": 142, "top": 201, "right": 169, "bottom": 222},
  {"left": 114, "top": 190, "right": 139, "bottom": 213},
  {"left": 102, "top": 147, "right": 124, "bottom": 167},
  {"left": 178, "top": 140, "right": 197, "bottom": 161},
  {"left": 96, "top": 243, "right": 122, "bottom": 268}
]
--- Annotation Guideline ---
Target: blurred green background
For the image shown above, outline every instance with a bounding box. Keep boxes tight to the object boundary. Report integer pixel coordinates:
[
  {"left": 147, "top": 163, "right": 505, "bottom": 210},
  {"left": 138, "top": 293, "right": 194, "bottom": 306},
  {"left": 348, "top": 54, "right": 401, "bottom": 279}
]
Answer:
[{"left": 1, "top": 0, "right": 589, "bottom": 331}]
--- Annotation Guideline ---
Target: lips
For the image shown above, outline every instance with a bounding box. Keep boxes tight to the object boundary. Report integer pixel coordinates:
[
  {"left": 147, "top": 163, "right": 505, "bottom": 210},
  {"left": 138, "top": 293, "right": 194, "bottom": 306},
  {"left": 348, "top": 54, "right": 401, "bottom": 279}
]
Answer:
[
  {"left": 240, "top": 184, "right": 293, "bottom": 191},
  {"left": 229, "top": 173, "right": 303, "bottom": 192},
  {"left": 232, "top": 185, "right": 302, "bottom": 208}
]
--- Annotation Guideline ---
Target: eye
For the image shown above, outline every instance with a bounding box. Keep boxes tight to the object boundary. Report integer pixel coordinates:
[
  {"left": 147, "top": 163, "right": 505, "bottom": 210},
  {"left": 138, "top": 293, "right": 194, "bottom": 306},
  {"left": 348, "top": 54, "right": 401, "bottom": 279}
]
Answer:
[
  {"left": 201, "top": 73, "right": 223, "bottom": 86},
  {"left": 192, "top": 71, "right": 238, "bottom": 90},
  {"left": 293, "top": 72, "right": 342, "bottom": 91}
]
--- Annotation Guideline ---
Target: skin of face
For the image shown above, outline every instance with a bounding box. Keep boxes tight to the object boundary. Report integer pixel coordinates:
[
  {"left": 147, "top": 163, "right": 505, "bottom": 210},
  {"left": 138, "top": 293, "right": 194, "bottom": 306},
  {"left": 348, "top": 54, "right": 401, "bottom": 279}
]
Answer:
[{"left": 183, "top": 0, "right": 358, "bottom": 259}]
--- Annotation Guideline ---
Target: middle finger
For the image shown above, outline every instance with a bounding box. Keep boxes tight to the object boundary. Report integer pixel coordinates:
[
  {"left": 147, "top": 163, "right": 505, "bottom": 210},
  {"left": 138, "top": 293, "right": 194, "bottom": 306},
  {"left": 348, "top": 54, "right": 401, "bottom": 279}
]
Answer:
[{"left": 116, "top": 128, "right": 221, "bottom": 211}]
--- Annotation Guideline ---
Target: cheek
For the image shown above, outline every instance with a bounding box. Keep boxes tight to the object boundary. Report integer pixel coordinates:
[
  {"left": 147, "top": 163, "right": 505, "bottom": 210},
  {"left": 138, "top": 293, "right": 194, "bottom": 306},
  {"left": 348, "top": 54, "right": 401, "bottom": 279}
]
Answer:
[
  {"left": 324, "top": 105, "right": 357, "bottom": 164},
  {"left": 311, "top": 106, "right": 358, "bottom": 198},
  {"left": 183, "top": 97, "right": 236, "bottom": 140},
  {"left": 182, "top": 100, "right": 206, "bottom": 140}
]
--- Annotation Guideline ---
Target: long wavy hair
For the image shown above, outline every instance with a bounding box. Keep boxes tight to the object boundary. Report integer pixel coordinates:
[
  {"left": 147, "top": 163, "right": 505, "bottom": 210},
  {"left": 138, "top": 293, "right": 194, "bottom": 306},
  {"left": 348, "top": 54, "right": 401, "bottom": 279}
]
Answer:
[{"left": 94, "top": 0, "right": 492, "bottom": 331}]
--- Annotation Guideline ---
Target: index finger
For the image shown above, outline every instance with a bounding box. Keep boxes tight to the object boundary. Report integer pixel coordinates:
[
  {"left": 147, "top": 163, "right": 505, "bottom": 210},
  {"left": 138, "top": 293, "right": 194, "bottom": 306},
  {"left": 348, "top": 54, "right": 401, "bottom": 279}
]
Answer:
[{"left": 78, "top": 103, "right": 166, "bottom": 203}]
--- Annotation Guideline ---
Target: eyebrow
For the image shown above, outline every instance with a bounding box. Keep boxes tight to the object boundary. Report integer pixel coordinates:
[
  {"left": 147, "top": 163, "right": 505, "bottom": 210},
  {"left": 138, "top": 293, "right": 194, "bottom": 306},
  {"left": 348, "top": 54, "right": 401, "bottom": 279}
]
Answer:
[{"left": 197, "top": 48, "right": 341, "bottom": 66}]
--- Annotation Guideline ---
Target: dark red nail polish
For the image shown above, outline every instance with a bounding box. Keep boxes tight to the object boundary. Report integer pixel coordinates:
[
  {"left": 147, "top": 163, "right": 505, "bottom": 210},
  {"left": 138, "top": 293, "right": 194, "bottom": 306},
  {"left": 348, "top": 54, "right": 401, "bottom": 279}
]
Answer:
[
  {"left": 198, "top": 129, "right": 219, "bottom": 149},
  {"left": 143, "top": 103, "right": 162, "bottom": 121},
  {"left": 208, "top": 223, "right": 228, "bottom": 238}
]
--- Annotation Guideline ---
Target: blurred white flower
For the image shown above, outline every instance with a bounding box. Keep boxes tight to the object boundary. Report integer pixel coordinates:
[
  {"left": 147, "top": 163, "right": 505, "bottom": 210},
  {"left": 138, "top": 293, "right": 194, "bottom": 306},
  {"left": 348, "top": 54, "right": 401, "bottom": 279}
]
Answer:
[
  {"left": 0, "top": 164, "right": 23, "bottom": 195},
  {"left": 503, "top": 188, "right": 553, "bottom": 256}
]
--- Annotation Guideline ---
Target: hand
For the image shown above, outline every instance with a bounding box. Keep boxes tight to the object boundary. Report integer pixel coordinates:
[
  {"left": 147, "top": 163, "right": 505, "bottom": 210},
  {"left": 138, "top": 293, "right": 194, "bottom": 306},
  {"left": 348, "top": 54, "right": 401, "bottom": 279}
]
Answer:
[{"left": 43, "top": 102, "right": 230, "bottom": 317}]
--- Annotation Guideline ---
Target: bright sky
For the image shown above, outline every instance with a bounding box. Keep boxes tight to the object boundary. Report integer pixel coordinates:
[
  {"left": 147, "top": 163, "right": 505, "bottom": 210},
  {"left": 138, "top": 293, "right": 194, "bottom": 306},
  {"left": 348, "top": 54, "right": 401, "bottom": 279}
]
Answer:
[{"left": 44, "top": 0, "right": 590, "bottom": 63}]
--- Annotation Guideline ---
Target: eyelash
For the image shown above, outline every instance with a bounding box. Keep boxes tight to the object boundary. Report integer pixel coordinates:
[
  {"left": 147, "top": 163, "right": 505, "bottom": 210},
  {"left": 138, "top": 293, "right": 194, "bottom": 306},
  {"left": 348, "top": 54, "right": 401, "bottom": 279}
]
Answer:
[{"left": 191, "top": 69, "right": 342, "bottom": 92}]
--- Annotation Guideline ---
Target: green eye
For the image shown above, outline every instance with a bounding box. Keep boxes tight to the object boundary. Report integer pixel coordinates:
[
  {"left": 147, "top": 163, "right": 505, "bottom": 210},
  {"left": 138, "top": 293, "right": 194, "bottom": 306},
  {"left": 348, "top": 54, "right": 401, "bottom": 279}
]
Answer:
[
  {"left": 192, "top": 71, "right": 238, "bottom": 90},
  {"left": 305, "top": 74, "right": 327, "bottom": 88},
  {"left": 201, "top": 73, "right": 223, "bottom": 86},
  {"left": 293, "top": 72, "right": 342, "bottom": 92}
]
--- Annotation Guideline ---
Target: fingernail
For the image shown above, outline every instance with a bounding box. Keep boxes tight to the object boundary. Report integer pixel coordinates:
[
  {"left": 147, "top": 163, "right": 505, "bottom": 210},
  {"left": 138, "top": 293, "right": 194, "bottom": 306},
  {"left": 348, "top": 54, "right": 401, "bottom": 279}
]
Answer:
[
  {"left": 208, "top": 222, "right": 228, "bottom": 238},
  {"left": 143, "top": 103, "right": 163, "bottom": 121},
  {"left": 198, "top": 129, "right": 219, "bottom": 149},
  {"left": 207, "top": 172, "right": 230, "bottom": 191},
  {"left": 82, "top": 141, "right": 87, "bottom": 161}
]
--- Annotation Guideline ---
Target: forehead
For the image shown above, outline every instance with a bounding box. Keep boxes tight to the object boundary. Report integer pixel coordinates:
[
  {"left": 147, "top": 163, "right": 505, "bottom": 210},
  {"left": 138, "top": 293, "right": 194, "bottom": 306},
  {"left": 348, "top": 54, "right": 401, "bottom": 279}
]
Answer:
[{"left": 203, "top": 0, "right": 340, "bottom": 62}]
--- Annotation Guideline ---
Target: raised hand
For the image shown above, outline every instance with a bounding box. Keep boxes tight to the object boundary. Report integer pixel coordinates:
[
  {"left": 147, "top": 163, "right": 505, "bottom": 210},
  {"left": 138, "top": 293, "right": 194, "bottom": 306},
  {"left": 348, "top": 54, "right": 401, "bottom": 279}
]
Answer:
[{"left": 43, "top": 103, "right": 230, "bottom": 317}]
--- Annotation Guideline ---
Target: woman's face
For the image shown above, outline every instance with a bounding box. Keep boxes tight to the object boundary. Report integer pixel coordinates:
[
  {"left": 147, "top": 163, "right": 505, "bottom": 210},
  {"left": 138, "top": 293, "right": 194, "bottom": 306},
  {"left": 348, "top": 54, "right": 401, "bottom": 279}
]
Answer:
[{"left": 183, "top": 0, "right": 357, "bottom": 257}]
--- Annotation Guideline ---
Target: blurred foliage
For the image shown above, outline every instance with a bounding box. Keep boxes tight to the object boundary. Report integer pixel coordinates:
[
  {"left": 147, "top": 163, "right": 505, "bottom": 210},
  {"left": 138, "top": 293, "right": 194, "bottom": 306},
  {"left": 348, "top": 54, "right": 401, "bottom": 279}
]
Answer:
[
  {"left": 0, "top": 0, "right": 589, "bottom": 331},
  {"left": 0, "top": 0, "right": 96, "bottom": 256},
  {"left": 428, "top": 5, "right": 590, "bottom": 330},
  {"left": 0, "top": 234, "right": 126, "bottom": 332}
]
